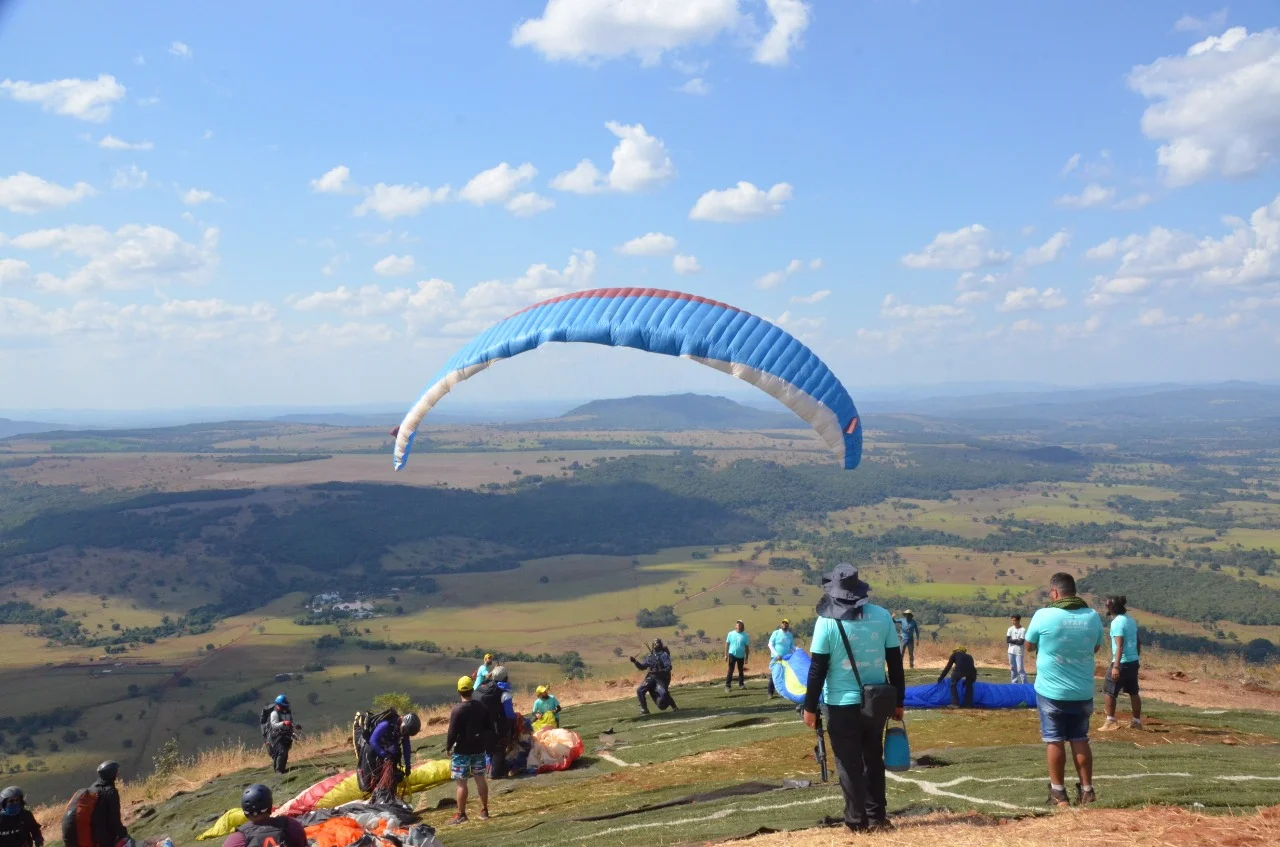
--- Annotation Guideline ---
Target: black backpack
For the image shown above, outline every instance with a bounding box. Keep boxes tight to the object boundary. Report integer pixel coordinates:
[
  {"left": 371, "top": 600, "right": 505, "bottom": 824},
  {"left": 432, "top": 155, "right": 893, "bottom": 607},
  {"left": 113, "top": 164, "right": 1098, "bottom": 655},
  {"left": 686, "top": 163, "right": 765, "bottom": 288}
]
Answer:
[
  {"left": 259, "top": 706, "right": 274, "bottom": 740},
  {"left": 476, "top": 681, "right": 505, "bottom": 729},
  {"left": 238, "top": 819, "right": 293, "bottom": 847},
  {"left": 352, "top": 707, "right": 397, "bottom": 756}
]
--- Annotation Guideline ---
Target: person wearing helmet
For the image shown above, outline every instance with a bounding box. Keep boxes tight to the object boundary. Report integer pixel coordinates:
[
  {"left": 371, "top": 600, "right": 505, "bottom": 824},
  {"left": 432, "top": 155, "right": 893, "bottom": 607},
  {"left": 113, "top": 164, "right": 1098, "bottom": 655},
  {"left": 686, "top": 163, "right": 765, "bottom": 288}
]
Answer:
[
  {"left": 475, "top": 654, "right": 495, "bottom": 686},
  {"left": 630, "top": 639, "right": 677, "bottom": 715},
  {"left": 367, "top": 709, "right": 412, "bottom": 803},
  {"left": 88, "top": 762, "right": 128, "bottom": 847},
  {"left": 0, "top": 786, "right": 43, "bottom": 847},
  {"left": 938, "top": 646, "right": 978, "bottom": 708},
  {"left": 265, "top": 695, "right": 298, "bottom": 774},
  {"left": 221, "top": 784, "right": 305, "bottom": 847},
  {"left": 476, "top": 666, "right": 516, "bottom": 779},
  {"left": 531, "top": 685, "right": 561, "bottom": 728},
  {"left": 767, "top": 619, "right": 795, "bottom": 698},
  {"left": 445, "top": 676, "right": 491, "bottom": 825}
]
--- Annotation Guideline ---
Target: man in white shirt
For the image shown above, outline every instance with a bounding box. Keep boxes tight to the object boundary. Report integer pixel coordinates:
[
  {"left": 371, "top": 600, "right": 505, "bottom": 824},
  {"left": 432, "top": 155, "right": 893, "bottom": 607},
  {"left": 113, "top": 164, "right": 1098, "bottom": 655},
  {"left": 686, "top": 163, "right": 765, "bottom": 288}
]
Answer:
[{"left": 1006, "top": 614, "right": 1028, "bottom": 684}]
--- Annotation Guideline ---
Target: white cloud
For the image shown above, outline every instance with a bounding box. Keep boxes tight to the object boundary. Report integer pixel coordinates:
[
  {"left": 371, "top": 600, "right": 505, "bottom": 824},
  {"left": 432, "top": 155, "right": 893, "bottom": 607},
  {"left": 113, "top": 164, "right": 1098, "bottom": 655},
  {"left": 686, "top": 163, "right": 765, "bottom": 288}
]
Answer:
[
  {"left": 0, "top": 172, "right": 96, "bottom": 214},
  {"left": 169, "top": 41, "right": 193, "bottom": 59},
  {"left": 552, "top": 122, "right": 674, "bottom": 194},
  {"left": 0, "top": 258, "right": 31, "bottom": 285},
  {"left": 511, "top": 0, "right": 743, "bottom": 65},
  {"left": 678, "top": 77, "right": 711, "bottom": 95},
  {"left": 111, "top": 165, "right": 148, "bottom": 190},
  {"left": 289, "top": 278, "right": 458, "bottom": 320},
  {"left": 1055, "top": 183, "right": 1117, "bottom": 209},
  {"left": 1115, "top": 192, "right": 1154, "bottom": 210},
  {"left": 618, "top": 232, "right": 678, "bottom": 256},
  {"left": 770, "top": 309, "right": 825, "bottom": 339},
  {"left": 310, "top": 165, "right": 354, "bottom": 194},
  {"left": 201, "top": 129, "right": 214, "bottom": 141},
  {"left": 0, "top": 74, "right": 125, "bottom": 122},
  {"left": 901, "top": 224, "right": 1011, "bottom": 270},
  {"left": 291, "top": 321, "right": 397, "bottom": 348},
  {"left": 754, "top": 256, "right": 818, "bottom": 289},
  {"left": 1009, "top": 318, "right": 1042, "bottom": 333},
  {"left": 1136, "top": 307, "right": 1178, "bottom": 327},
  {"left": 1085, "top": 275, "right": 1151, "bottom": 308},
  {"left": 1060, "top": 153, "right": 1081, "bottom": 177},
  {"left": 181, "top": 188, "right": 220, "bottom": 205},
  {"left": 1021, "top": 230, "right": 1071, "bottom": 266},
  {"left": 1134, "top": 307, "right": 1245, "bottom": 333},
  {"left": 880, "top": 294, "right": 968, "bottom": 328},
  {"left": 505, "top": 192, "right": 555, "bottom": 217},
  {"left": 455, "top": 250, "right": 598, "bottom": 330},
  {"left": 1129, "top": 27, "right": 1280, "bottom": 186},
  {"left": 459, "top": 162, "right": 537, "bottom": 205},
  {"left": 10, "top": 224, "right": 219, "bottom": 294},
  {"left": 1173, "top": 9, "right": 1229, "bottom": 34},
  {"left": 321, "top": 254, "right": 346, "bottom": 277},
  {"left": 1054, "top": 315, "right": 1103, "bottom": 341},
  {"left": 672, "top": 253, "right": 702, "bottom": 274},
  {"left": 137, "top": 96, "right": 160, "bottom": 107},
  {"left": 373, "top": 254, "right": 416, "bottom": 277},
  {"left": 808, "top": 258, "right": 823, "bottom": 270},
  {"left": 791, "top": 289, "right": 829, "bottom": 305},
  {"left": 0, "top": 296, "right": 277, "bottom": 345},
  {"left": 98, "top": 135, "right": 154, "bottom": 151},
  {"left": 955, "top": 290, "right": 989, "bottom": 305},
  {"left": 690, "top": 181, "right": 792, "bottom": 222},
  {"left": 1085, "top": 238, "right": 1121, "bottom": 261},
  {"left": 354, "top": 182, "right": 452, "bottom": 220},
  {"left": 754, "top": 0, "right": 810, "bottom": 66},
  {"left": 997, "top": 286, "right": 1068, "bottom": 312}
]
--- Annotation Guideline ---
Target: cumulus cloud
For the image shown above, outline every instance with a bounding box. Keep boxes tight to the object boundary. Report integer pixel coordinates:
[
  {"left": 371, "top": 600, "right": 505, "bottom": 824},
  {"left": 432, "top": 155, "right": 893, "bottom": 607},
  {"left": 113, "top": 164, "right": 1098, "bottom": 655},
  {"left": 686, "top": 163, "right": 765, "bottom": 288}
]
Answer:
[
  {"left": 880, "top": 294, "right": 968, "bottom": 328},
  {"left": 690, "top": 181, "right": 792, "bottom": 222},
  {"left": 111, "top": 165, "right": 148, "bottom": 190},
  {"left": 1021, "top": 230, "right": 1071, "bottom": 266},
  {"left": 1055, "top": 183, "right": 1117, "bottom": 209},
  {"left": 290, "top": 278, "right": 458, "bottom": 320},
  {"left": 677, "top": 77, "right": 711, "bottom": 95},
  {"left": 791, "top": 289, "right": 829, "bottom": 305},
  {"left": 754, "top": 0, "right": 811, "bottom": 66},
  {"left": 505, "top": 192, "right": 555, "bottom": 217},
  {"left": 1060, "top": 153, "right": 1081, "bottom": 177},
  {"left": 754, "top": 257, "right": 818, "bottom": 289},
  {"left": 1173, "top": 9, "right": 1229, "bottom": 34},
  {"left": 97, "top": 135, "right": 154, "bottom": 151},
  {"left": 901, "top": 224, "right": 1011, "bottom": 270},
  {"left": 181, "top": 188, "right": 220, "bottom": 205},
  {"left": 0, "top": 74, "right": 126, "bottom": 122},
  {"left": 456, "top": 250, "right": 598, "bottom": 327},
  {"left": 1085, "top": 275, "right": 1151, "bottom": 308},
  {"left": 672, "top": 254, "right": 702, "bottom": 274},
  {"left": 0, "top": 296, "right": 277, "bottom": 345},
  {"left": 169, "top": 41, "right": 193, "bottom": 59},
  {"left": 0, "top": 172, "right": 96, "bottom": 214},
  {"left": 551, "top": 122, "right": 675, "bottom": 194},
  {"left": 310, "top": 165, "right": 355, "bottom": 194},
  {"left": 459, "top": 162, "right": 537, "bottom": 205},
  {"left": 9, "top": 224, "right": 219, "bottom": 294},
  {"left": 997, "top": 287, "right": 1068, "bottom": 312},
  {"left": 354, "top": 182, "right": 452, "bottom": 220},
  {"left": 0, "top": 258, "right": 31, "bottom": 285},
  {"left": 373, "top": 254, "right": 416, "bottom": 277},
  {"left": 1054, "top": 314, "right": 1103, "bottom": 341},
  {"left": 618, "top": 232, "right": 678, "bottom": 256},
  {"left": 1010, "top": 318, "right": 1042, "bottom": 333},
  {"left": 511, "top": 0, "right": 743, "bottom": 65},
  {"left": 1128, "top": 26, "right": 1280, "bottom": 186}
]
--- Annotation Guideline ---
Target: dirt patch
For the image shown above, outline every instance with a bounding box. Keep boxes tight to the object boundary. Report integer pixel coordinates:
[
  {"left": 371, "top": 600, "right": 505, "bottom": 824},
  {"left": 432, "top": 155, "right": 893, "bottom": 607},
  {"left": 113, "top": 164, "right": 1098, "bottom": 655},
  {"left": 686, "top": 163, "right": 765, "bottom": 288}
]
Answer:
[
  {"left": 728, "top": 805, "right": 1280, "bottom": 847},
  {"left": 1137, "top": 674, "right": 1280, "bottom": 714}
]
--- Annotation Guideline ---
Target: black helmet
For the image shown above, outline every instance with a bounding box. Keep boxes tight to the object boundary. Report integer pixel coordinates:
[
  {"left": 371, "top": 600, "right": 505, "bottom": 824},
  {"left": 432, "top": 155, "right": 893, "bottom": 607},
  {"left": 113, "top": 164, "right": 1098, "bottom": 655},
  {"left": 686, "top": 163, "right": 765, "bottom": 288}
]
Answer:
[
  {"left": 400, "top": 714, "right": 421, "bottom": 737},
  {"left": 0, "top": 786, "right": 22, "bottom": 803},
  {"left": 241, "top": 783, "right": 273, "bottom": 816},
  {"left": 97, "top": 761, "right": 120, "bottom": 784}
]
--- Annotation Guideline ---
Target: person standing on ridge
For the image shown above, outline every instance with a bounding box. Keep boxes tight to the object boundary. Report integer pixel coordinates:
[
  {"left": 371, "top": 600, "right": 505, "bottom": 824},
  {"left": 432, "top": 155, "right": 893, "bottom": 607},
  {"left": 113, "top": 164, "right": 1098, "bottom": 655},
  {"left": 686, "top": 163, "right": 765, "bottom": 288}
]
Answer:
[
  {"left": 264, "top": 694, "right": 297, "bottom": 774},
  {"left": 1025, "top": 572, "right": 1105, "bottom": 808},
  {"left": 938, "top": 646, "right": 978, "bottom": 708},
  {"left": 366, "top": 711, "right": 418, "bottom": 803},
  {"left": 88, "top": 762, "right": 128, "bottom": 847},
  {"left": 445, "top": 676, "right": 491, "bottom": 826},
  {"left": 475, "top": 654, "right": 495, "bottom": 686},
  {"left": 221, "top": 784, "right": 305, "bottom": 847},
  {"left": 0, "top": 786, "right": 43, "bottom": 847},
  {"left": 802, "top": 563, "right": 905, "bottom": 834},
  {"left": 1007, "top": 615, "right": 1028, "bottom": 684},
  {"left": 899, "top": 611, "right": 919, "bottom": 669},
  {"left": 767, "top": 619, "right": 795, "bottom": 698},
  {"left": 477, "top": 666, "right": 517, "bottom": 778},
  {"left": 632, "top": 640, "right": 677, "bottom": 715},
  {"left": 1100, "top": 595, "right": 1143, "bottom": 731},
  {"left": 725, "top": 620, "right": 750, "bottom": 692}
]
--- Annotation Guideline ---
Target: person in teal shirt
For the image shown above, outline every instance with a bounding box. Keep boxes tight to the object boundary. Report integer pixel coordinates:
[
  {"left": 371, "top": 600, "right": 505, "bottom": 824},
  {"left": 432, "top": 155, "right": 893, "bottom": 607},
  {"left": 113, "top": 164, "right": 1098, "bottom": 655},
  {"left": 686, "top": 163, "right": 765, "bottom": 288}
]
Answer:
[
  {"left": 1024, "top": 572, "right": 1105, "bottom": 808},
  {"left": 801, "top": 563, "right": 905, "bottom": 833},
  {"left": 766, "top": 619, "right": 795, "bottom": 698},
  {"left": 1100, "top": 595, "right": 1142, "bottom": 732},
  {"left": 475, "top": 654, "right": 494, "bottom": 686},
  {"left": 725, "top": 621, "right": 750, "bottom": 692},
  {"left": 531, "top": 685, "right": 561, "bottom": 727}
]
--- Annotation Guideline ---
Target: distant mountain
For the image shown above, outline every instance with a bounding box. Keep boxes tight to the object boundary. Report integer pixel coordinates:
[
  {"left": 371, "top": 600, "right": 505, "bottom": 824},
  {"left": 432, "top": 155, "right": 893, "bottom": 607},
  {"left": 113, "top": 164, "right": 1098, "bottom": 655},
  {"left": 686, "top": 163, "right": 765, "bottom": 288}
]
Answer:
[
  {"left": 0, "top": 418, "right": 67, "bottom": 438},
  {"left": 271, "top": 413, "right": 404, "bottom": 427},
  {"left": 512, "top": 393, "right": 809, "bottom": 432}
]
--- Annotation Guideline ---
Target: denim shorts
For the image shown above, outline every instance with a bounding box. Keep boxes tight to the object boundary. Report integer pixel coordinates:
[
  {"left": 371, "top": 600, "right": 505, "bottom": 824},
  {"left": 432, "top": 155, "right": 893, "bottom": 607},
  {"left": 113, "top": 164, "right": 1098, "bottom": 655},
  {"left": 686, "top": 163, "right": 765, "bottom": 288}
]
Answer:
[{"left": 1036, "top": 694, "right": 1094, "bottom": 743}]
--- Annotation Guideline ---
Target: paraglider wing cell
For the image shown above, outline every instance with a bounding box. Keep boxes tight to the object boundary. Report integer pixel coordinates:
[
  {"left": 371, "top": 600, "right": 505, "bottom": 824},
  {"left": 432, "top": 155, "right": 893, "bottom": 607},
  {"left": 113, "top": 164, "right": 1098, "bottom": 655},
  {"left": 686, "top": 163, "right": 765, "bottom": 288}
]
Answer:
[{"left": 393, "top": 288, "right": 862, "bottom": 470}]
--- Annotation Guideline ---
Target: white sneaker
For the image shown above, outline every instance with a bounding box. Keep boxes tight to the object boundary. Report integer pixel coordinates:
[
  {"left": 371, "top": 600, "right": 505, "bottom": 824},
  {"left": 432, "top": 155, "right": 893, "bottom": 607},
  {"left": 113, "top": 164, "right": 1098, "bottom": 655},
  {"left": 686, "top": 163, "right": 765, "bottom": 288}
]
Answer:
[
  {"left": 1130, "top": 719, "right": 1143, "bottom": 729},
  {"left": 1097, "top": 719, "right": 1120, "bottom": 732}
]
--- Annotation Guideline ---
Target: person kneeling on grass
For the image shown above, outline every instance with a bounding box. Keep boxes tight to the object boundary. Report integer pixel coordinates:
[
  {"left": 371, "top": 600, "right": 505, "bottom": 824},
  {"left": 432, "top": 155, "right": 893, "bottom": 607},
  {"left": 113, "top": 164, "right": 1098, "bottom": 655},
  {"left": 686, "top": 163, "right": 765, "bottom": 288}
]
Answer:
[
  {"left": 532, "top": 685, "right": 561, "bottom": 727},
  {"left": 1025, "top": 572, "right": 1105, "bottom": 808},
  {"left": 446, "top": 676, "right": 491, "bottom": 826}
]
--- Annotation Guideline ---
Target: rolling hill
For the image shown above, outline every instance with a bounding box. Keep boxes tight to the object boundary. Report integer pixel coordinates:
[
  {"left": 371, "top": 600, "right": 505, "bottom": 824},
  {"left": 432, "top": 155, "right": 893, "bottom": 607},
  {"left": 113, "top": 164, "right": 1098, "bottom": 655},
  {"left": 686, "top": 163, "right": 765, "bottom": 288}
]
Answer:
[{"left": 512, "top": 393, "right": 809, "bottom": 432}]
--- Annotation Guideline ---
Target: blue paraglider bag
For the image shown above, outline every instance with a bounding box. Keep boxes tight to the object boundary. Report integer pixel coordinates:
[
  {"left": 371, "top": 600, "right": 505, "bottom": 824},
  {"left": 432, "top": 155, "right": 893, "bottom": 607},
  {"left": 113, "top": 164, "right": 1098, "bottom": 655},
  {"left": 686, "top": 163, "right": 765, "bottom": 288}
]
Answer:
[{"left": 884, "top": 720, "right": 911, "bottom": 772}]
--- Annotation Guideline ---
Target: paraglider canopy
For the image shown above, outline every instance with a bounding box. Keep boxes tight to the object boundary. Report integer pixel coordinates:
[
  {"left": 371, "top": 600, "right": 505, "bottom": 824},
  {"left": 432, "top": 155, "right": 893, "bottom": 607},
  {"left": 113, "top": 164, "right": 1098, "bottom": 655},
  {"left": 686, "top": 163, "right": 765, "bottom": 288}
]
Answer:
[{"left": 393, "top": 287, "right": 862, "bottom": 471}]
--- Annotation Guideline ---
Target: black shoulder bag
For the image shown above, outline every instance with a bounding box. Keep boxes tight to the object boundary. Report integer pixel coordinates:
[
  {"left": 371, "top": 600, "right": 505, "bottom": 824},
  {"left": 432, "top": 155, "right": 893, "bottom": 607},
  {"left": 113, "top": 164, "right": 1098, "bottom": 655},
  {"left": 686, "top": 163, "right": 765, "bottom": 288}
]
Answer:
[{"left": 835, "top": 619, "right": 898, "bottom": 720}]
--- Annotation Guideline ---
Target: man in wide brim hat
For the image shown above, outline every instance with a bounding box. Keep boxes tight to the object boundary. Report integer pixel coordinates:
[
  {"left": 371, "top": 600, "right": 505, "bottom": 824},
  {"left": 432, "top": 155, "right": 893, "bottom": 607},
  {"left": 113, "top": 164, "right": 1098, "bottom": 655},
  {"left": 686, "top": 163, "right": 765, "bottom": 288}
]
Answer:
[{"left": 816, "top": 562, "right": 872, "bottom": 620}]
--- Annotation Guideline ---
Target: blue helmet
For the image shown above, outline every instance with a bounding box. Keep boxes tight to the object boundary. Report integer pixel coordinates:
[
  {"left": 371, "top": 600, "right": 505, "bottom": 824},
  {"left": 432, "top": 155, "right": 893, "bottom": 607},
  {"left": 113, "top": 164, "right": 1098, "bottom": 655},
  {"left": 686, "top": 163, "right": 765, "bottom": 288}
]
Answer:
[{"left": 274, "top": 694, "right": 288, "bottom": 706}]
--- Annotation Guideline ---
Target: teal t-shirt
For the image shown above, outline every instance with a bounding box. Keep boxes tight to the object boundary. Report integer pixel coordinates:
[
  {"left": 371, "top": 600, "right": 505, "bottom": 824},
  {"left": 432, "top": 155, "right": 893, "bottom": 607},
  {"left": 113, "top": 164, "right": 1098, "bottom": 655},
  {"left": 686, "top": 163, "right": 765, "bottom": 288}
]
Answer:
[
  {"left": 533, "top": 694, "right": 560, "bottom": 715},
  {"left": 1110, "top": 614, "right": 1139, "bottom": 664},
  {"left": 809, "top": 604, "right": 898, "bottom": 706},
  {"left": 768, "top": 628, "right": 795, "bottom": 659},
  {"left": 726, "top": 630, "right": 750, "bottom": 658},
  {"left": 475, "top": 664, "right": 491, "bottom": 685},
  {"left": 1025, "top": 605, "right": 1105, "bottom": 701}
]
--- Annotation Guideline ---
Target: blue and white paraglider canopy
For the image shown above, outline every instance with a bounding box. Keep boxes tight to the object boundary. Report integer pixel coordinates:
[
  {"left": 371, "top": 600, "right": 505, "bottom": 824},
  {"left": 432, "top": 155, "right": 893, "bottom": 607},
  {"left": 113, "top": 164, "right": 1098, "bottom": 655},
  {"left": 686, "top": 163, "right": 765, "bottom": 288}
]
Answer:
[{"left": 392, "top": 287, "right": 862, "bottom": 471}]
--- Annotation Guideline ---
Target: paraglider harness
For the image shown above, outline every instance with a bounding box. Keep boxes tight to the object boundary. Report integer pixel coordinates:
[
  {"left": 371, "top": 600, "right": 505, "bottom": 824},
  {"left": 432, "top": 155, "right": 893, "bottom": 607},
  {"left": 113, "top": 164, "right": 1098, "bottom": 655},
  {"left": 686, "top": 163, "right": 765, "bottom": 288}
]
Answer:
[
  {"left": 352, "top": 708, "right": 403, "bottom": 798},
  {"left": 261, "top": 706, "right": 296, "bottom": 744}
]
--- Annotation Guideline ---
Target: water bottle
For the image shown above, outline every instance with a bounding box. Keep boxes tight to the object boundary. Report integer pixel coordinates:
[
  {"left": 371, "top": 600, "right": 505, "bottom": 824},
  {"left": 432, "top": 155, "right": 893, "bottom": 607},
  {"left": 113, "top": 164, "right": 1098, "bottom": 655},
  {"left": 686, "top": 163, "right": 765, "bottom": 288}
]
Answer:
[{"left": 884, "top": 720, "right": 911, "bottom": 772}]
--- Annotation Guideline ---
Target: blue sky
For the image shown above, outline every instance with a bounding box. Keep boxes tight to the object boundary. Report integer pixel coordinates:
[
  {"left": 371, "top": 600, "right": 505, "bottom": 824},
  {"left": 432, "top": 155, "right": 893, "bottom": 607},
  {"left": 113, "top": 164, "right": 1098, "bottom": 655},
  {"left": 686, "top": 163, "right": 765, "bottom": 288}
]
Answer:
[{"left": 2, "top": 0, "right": 1278, "bottom": 411}]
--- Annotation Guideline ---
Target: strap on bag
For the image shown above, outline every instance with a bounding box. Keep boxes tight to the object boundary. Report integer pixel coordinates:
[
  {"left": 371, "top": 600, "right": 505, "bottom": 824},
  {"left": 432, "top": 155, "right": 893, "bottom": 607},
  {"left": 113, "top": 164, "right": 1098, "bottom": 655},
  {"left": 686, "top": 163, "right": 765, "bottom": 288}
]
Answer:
[{"left": 835, "top": 618, "right": 896, "bottom": 720}]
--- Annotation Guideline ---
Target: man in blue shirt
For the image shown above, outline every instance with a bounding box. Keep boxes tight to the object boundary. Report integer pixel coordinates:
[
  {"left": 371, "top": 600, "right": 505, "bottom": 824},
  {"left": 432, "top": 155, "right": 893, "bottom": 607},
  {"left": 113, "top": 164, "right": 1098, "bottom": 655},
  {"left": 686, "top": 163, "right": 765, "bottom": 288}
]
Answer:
[
  {"left": 725, "top": 620, "right": 750, "bottom": 692},
  {"left": 802, "top": 564, "right": 905, "bottom": 834},
  {"left": 898, "top": 611, "right": 920, "bottom": 668},
  {"left": 1025, "top": 572, "right": 1104, "bottom": 808},
  {"left": 1100, "top": 595, "right": 1143, "bottom": 731},
  {"left": 766, "top": 619, "right": 795, "bottom": 698}
]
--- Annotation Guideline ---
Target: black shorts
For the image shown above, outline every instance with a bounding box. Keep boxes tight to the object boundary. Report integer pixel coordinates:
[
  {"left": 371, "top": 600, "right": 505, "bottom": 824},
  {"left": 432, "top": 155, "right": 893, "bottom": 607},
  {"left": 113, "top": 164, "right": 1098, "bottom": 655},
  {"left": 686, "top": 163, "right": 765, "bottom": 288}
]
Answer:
[{"left": 1104, "top": 661, "right": 1140, "bottom": 697}]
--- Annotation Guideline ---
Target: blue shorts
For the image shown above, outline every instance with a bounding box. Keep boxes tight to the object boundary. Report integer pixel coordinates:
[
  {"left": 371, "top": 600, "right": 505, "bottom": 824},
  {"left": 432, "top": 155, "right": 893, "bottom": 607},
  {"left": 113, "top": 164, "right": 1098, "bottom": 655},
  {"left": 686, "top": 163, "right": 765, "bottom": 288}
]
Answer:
[
  {"left": 1036, "top": 694, "right": 1093, "bottom": 743},
  {"left": 450, "top": 752, "right": 487, "bottom": 780}
]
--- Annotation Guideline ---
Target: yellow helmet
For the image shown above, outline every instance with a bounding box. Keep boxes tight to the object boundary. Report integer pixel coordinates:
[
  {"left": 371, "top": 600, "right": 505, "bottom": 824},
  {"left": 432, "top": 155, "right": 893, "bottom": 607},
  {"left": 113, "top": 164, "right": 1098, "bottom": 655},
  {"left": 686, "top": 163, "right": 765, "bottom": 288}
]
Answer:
[
  {"left": 457, "top": 676, "right": 475, "bottom": 693},
  {"left": 483, "top": 653, "right": 493, "bottom": 662},
  {"left": 536, "top": 685, "right": 549, "bottom": 696},
  {"left": 954, "top": 645, "right": 967, "bottom": 654}
]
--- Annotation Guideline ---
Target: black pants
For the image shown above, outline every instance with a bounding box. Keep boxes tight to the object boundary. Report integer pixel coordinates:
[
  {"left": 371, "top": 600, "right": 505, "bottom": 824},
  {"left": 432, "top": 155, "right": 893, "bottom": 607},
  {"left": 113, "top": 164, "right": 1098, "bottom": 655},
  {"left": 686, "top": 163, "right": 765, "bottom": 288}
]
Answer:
[
  {"left": 269, "top": 736, "right": 291, "bottom": 773},
  {"left": 904, "top": 641, "right": 915, "bottom": 668},
  {"left": 726, "top": 656, "right": 745, "bottom": 687},
  {"left": 637, "top": 675, "right": 677, "bottom": 712},
  {"left": 950, "top": 672, "right": 977, "bottom": 707},
  {"left": 826, "top": 705, "right": 887, "bottom": 829}
]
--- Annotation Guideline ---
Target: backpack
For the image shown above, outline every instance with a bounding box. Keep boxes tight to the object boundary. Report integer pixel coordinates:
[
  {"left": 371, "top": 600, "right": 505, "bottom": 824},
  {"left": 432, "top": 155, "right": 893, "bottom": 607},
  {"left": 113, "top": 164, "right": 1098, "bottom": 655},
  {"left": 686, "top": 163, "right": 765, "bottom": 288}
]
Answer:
[
  {"left": 61, "top": 787, "right": 99, "bottom": 847},
  {"left": 238, "top": 819, "right": 293, "bottom": 847},
  {"left": 260, "top": 706, "right": 274, "bottom": 740},
  {"left": 655, "top": 651, "right": 672, "bottom": 673},
  {"left": 351, "top": 707, "right": 396, "bottom": 756},
  {"left": 476, "top": 681, "right": 505, "bottom": 729}
]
